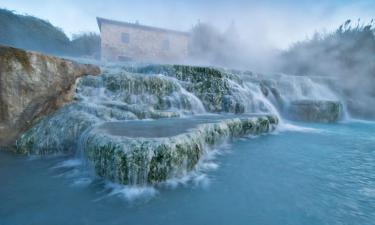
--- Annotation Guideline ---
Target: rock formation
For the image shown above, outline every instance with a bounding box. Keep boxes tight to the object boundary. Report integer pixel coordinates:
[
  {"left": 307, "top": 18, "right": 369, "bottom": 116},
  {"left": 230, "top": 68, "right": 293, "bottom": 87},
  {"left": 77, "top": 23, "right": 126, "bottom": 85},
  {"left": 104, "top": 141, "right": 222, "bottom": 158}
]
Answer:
[
  {"left": 14, "top": 63, "right": 348, "bottom": 185},
  {"left": 288, "top": 100, "right": 342, "bottom": 122},
  {"left": 124, "top": 65, "right": 247, "bottom": 113},
  {"left": 81, "top": 116, "right": 278, "bottom": 185},
  {"left": 0, "top": 45, "right": 100, "bottom": 148},
  {"left": 15, "top": 66, "right": 279, "bottom": 155}
]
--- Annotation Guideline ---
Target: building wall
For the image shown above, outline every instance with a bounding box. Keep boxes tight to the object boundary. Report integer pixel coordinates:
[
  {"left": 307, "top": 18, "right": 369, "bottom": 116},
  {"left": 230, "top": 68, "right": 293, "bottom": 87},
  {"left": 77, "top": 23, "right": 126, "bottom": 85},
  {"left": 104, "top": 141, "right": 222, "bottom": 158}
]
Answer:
[{"left": 100, "top": 22, "right": 189, "bottom": 62}]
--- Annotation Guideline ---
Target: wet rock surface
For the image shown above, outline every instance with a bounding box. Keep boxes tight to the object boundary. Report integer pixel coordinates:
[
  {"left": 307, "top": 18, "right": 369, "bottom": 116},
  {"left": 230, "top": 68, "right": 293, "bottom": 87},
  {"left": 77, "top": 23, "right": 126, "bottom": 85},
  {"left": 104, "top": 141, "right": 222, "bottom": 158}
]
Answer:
[
  {"left": 81, "top": 115, "right": 278, "bottom": 185},
  {"left": 14, "top": 63, "right": 348, "bottom": 185},
  {"left": 123, "top": 65, "right": 248, "bottom": 113},
  {"left": 288, "top": 100, "right": 342, "bottom": 122},
  {"left": 0, "top": 45, "right": 100, "bottom": 148},
  {"left": 16, "top": 70, "right": 207, "bottom": 155}
]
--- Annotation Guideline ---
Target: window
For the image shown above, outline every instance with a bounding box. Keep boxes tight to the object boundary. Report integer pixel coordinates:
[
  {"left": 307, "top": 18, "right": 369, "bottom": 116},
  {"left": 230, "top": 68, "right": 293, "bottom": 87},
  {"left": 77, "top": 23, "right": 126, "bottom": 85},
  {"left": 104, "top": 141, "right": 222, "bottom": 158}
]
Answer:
[
  {"left": 121, "top": 33, "right": 130, "bottom": 43},
  {"left": 162, "top": 40, "right": 170, "bottom": 51}
]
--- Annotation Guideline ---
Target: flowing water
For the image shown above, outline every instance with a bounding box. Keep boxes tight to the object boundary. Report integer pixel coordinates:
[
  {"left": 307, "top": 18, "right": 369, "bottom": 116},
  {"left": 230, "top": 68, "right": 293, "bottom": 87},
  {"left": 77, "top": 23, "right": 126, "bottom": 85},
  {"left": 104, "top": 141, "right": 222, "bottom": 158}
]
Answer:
[{"left": 1, "top": 120, "right": 375, "bottom": 225}]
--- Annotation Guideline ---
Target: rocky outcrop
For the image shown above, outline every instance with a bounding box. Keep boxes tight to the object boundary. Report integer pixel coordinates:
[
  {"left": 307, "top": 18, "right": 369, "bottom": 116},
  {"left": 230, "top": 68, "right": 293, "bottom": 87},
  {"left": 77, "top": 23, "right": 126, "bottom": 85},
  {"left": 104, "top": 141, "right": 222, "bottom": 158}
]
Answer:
[
  {"left": 12, "top": 63, "right": 282, "bottom": 186},
  {"left": 0, "top": 45, "right": 100, "bottom": 148},
  {"left": 81, "top": 115, "right": 278, "bottom": 185},
  {"left": 288, "top": 100, "right": 342, "bottom": 122}
]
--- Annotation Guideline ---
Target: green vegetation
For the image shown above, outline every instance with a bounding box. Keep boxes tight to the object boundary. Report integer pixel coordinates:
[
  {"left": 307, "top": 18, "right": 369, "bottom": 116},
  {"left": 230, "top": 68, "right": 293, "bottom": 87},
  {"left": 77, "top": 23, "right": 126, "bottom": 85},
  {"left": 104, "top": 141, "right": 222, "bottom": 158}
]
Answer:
[
  {"left": 0, "top": 8, "right": 100, "bottom": 57},
  {"left": 281, "top": 19, "right": 375, "bottom": 77}
]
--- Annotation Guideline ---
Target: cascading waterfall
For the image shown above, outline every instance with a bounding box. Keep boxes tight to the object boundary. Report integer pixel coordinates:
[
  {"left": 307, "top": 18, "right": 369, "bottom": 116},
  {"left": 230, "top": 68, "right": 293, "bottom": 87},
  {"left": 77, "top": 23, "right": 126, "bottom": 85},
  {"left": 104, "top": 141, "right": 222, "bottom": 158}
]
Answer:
[
  {"left": 226, "top": 78, "right": 282, "bottom": 118},
  {"left": 76, "top": 71, "right": 207, "bottom": 116},
  {"left": 16, "top": 64, "right": 346, "bottom": 186},
  {"left": 172, "top": 79, "right": 206, "bottom": 114},
  {"left": 237, "top": 72, "right": 346, "bottom": 122},
  {"left": 17, "top": 69, "right": 210, "bottom": 155}
]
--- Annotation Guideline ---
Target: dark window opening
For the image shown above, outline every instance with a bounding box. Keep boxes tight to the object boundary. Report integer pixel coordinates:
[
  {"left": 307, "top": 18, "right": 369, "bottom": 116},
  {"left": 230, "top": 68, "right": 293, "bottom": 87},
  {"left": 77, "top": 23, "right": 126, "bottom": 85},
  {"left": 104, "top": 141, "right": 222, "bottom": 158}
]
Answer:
[
  {"left": 121, "top": 33, "right": 130, "bottom": 43},
  {"left": 162, "top": 40, "right": 170, "bottom": 50}
]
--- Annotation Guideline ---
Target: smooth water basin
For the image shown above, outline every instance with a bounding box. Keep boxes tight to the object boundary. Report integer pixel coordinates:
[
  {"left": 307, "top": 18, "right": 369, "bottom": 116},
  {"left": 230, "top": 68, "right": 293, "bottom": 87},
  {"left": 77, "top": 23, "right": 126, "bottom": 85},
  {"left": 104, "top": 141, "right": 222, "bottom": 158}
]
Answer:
[
  {"left": 97, "top": 119, "right": 200, "bottom": 138},
  {"left": 96, "top": 114, "right": 263, "bottom": 138}
]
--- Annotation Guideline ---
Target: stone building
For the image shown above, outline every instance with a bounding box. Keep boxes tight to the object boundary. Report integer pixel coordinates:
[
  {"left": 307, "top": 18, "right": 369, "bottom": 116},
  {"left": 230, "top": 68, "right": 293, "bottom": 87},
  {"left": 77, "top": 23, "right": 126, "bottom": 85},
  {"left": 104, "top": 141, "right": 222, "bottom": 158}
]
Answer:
[{"left": 97, "top": 17, "right": 189, "bottom": 62}]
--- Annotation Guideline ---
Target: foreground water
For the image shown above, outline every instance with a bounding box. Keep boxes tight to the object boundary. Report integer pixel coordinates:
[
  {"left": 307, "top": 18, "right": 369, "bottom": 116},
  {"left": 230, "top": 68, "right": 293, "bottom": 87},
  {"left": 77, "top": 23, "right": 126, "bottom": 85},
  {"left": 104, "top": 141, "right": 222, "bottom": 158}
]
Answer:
[{"left": 1, "top": 120, "right": 375, "bottom": 225}]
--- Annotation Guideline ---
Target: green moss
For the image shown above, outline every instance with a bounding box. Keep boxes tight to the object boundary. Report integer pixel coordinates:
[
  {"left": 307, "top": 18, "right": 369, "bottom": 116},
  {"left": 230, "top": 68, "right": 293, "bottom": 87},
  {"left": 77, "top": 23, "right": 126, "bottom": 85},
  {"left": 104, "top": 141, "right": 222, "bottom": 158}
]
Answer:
[{"left": 148, "top": 144, "right": 172, "bottom": 183}]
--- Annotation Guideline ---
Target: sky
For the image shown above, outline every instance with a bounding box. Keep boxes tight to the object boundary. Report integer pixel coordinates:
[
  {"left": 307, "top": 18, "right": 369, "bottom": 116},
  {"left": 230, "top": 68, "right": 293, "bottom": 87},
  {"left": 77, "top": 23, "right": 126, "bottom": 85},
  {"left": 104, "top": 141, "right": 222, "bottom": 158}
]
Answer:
[{"left": 1, "top": 0, "right": 374, "bottom": 49}]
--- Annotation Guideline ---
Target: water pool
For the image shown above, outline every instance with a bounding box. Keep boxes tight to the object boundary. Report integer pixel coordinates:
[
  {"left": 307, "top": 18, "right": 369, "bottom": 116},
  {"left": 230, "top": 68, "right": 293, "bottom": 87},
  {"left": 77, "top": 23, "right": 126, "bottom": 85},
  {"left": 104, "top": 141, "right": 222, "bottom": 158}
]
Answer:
[{"left": 1, "top": 121, "right": 374, "bottom": 225}]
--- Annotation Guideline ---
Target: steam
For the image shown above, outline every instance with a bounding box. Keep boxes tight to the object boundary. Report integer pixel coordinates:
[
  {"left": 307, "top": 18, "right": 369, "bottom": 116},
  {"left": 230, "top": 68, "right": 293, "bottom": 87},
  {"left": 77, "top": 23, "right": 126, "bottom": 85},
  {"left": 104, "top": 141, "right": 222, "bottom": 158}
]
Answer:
[
  {"left": 185, "top": 21, "right": 281, "bottom": 72},
  {"left": 188, "top": 22, "right": 245, "bottom": 68}
]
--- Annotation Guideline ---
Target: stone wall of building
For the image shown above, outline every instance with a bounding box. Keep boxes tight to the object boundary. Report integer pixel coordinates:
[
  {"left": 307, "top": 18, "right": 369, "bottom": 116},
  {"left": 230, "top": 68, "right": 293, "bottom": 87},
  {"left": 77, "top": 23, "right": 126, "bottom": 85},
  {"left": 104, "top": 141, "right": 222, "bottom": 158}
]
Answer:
[{"left": 100, "top": 21, "right": 189, "bottom": 62}]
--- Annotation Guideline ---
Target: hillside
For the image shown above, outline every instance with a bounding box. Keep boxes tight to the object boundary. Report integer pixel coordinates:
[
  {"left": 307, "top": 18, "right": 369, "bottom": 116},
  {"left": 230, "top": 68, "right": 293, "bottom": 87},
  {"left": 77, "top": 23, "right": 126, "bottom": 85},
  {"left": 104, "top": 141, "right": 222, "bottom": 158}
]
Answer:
[{"left": 0, "top": 9, "right": 99, "bottom": 57}]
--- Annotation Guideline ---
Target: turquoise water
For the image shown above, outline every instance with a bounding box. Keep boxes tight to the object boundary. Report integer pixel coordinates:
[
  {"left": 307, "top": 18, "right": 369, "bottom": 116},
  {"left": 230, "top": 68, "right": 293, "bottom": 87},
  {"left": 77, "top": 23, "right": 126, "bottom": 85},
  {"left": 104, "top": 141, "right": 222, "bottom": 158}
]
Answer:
[{"left": 1, "top": 121, "right": 375, "bottom": 225}]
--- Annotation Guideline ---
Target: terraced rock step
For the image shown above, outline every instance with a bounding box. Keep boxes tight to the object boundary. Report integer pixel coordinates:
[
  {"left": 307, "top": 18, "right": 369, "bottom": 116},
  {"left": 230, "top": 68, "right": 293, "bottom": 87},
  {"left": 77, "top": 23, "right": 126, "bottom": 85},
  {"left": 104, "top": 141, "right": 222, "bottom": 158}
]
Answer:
[
  {"left": 288, "top": 100, "right": 342, "bottom": 122},
  {"left": 80, "top": 115, "right": 278, "bottom": 185}
]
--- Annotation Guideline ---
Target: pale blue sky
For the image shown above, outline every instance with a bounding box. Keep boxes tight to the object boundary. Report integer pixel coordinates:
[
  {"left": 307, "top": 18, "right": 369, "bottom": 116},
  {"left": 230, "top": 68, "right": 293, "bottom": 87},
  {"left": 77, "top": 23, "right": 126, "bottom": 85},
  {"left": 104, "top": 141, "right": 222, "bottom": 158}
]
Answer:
[{"left": 1, "top": 0, "right": 374, "bottom": 48}]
